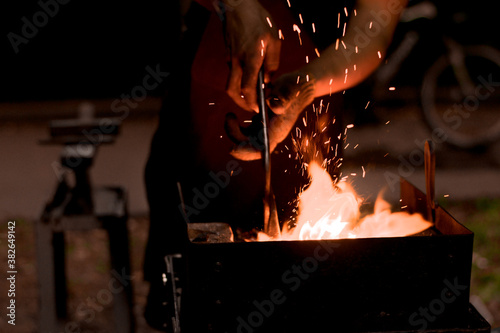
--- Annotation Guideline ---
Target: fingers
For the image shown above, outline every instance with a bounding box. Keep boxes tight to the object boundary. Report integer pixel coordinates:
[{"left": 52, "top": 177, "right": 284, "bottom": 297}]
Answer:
[
  {"left": 230, "top": 145, "right": 263, "bottom": 161},
  {"left": 224, "top": 112, "right": 265, "bottom": 161},
  {"left": 226, "top": 53, "right": 261, "bottom": 112},
  {"left": 224, "top": 112, "right": 249, "bottom": 144},
  {"left": 265, "top": 74, "right": 292, "bottom": 115},
  {"left": 263, "top": 39, "right": 281, "bottom": 83},
  {"left": 226, "top": 39, "right": 280, "bottom": 112},
  {"left": 226, "top": 57, "right": 249, "bottom": 111},
  {"left": 240, "top": 53, "right": 261, "bottom": 112}
]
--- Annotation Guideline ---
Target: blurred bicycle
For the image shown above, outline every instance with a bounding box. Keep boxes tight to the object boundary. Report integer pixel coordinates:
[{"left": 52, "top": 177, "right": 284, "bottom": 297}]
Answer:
[{"left": 370, "top": 0, "right": 500, "bottom": 149}]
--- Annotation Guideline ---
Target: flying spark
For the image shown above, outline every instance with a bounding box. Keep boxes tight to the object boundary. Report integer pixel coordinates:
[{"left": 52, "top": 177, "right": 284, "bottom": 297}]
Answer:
[{"left": 266, "top": 17, "right": 272, "bottom": 28}]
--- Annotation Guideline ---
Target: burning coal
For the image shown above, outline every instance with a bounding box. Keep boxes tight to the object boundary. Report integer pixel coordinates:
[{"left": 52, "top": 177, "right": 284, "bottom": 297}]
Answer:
[{"left": 258, "top": 160, "right": 432, "bottom": 241}]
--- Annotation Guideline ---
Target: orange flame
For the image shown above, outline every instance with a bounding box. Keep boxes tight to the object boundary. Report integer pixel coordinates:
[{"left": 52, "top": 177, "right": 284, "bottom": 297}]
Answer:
[{"left": 258, "top": 161, "right": 432, "bottom": 241}]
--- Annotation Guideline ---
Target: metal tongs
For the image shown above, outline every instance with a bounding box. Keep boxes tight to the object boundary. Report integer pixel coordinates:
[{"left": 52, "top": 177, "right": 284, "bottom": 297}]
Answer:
[{"left": 258, "top": 69, "right": 281, "bottom": 238}]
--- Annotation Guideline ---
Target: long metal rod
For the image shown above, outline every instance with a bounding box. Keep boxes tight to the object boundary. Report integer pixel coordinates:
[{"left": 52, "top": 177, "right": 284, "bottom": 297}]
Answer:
[
  {"left": 258, "top": 69, "right": 271, "bottom": 201},
  {"left": 258, "top": 69, "right": 280, "bottom": 238}
]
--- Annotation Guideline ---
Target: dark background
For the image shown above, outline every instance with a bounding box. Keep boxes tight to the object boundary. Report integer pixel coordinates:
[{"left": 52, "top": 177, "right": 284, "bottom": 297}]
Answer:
[
  {"left": 1, "top": 0, "right": 180, "bottom": 103},
  {"left": 1, "top": 0, "right": 499, "bottom": 103}
]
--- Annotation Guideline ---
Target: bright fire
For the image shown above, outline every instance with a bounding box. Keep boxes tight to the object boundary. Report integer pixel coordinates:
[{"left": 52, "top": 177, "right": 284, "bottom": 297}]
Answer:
[{"left": 258, "top": 161, "right": 432, "bottom": 241}]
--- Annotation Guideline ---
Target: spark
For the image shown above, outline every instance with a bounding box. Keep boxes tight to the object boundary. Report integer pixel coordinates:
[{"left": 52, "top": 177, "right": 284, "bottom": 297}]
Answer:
[
  {"left": 315, "top": 48, "right": 320, "bottom": 57},
  {"left": 385, "top": 120, "right": 391, "bottom": 125},
  {"left": 346, "top": 124, "right": 354, "bottom": 129},
  {"left": 354, "top": 9, "right": 357, "bottom": 16},
  {"left": 337, "top": 13, "right": 340, "bottom": 28},
  {"left": 312, "top": 23, "right": 316, "bottom": 33},
  {"left": 444, "top": 194, "right": 450, "bottom": 198},
  {"left": 343, "top": 22, "right": 347, "bottom": 37},
  {"left": 354, "top": 144, "right": 359, "bottom": 149},
  {"left": 287, "top": 0, "right": 291, "bottom": 7},
  {"left": 354, "top": 64, "right": 357, "bottom": 71},
  {"left": 355, "top": 45, "right": 358, "bottom": 53},
  {"left": 344, "top": 7, "right": 348, "bottom": 16},
  {"left": 365, "top": 101, "right": 370, "bottom": 109},
  {"left": 401, "top": 205, "right": 408, "bottom": 209},
  {"left": 293, "top": 24, "right": 302, "bottom": 45},
  {"left": 279, "top": 29, "right": 284, "bottom": 40},
  {"left": 306, "top": 74, "right": 310, "bottom": 81},
  {"left": 208, "top": 102, "right": 215, "bottom": 105},
  {"left": 335, "top": 38, "right": 339, "bottom": 50},
  {"left": 266, "top": 17, "right": 273, "bottom": 28},
  {"left": 378, "top": 51, "right": 382, "bottom": 58},
  {"left": 299, "top": 13, "right": 303, "bottom": 24},
  {"left": 362, "top": 166, "right": 366, "bottom": 178},
  {"left": 389, "top": 86, "right": 396, "bottom": 91},
  {"left": 305, "top": 56, "right": 309, "bottom": 63},
  {"left": 369, "top": 21, "right": 373, "bottom": 29},
  {"left": 341, "top": 40, "right": 347, "bottom": 49}
]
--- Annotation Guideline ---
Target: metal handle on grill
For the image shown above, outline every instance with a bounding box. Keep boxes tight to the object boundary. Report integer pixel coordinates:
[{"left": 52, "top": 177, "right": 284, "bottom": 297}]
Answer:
[{"left": 424, "top": 140, "right": 436, "bottom": 222}]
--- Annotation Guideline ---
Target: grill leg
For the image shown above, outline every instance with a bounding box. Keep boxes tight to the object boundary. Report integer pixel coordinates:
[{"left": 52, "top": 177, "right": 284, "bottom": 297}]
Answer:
[
  {"left": 105, "top": 216, "right": 135, "bottom": 333},
  {"left": 36, "top": 219, "right": 63, "bottom": 332}
]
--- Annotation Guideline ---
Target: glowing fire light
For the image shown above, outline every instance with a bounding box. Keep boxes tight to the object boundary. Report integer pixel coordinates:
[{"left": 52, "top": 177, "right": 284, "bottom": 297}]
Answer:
[{"left": 258, "top": 161, "right": 432, "bottom": 241}]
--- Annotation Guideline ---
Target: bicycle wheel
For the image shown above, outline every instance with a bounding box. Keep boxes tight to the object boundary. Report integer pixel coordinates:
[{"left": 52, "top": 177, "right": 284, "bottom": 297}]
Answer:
[{"left": 421, "top": 45, "right": 500, "bottom": 149}]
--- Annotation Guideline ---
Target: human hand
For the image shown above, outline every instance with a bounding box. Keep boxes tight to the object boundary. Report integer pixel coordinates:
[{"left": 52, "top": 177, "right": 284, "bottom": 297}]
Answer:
[
  {"left": 225, "top": 71, "right": 316, "bottom": 160},
  {"left": 223, "top": 0, "right": 281, "bottom": 112}
]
